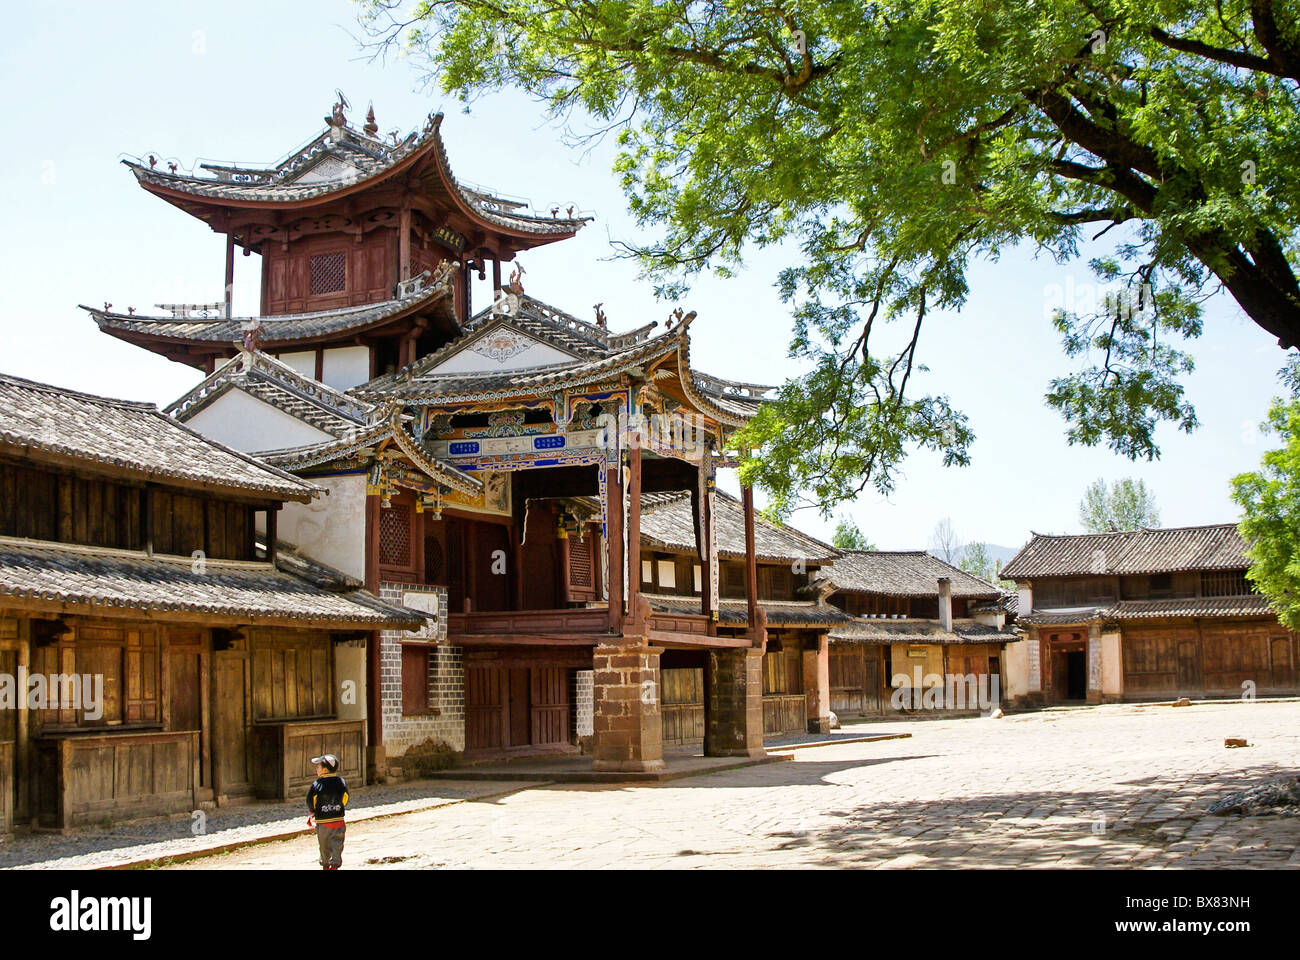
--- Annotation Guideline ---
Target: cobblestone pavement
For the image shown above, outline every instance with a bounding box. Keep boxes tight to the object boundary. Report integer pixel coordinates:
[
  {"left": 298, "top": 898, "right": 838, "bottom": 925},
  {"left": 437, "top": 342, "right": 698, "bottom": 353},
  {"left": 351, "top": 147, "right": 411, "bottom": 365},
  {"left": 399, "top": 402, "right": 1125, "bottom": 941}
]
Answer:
[
  {"left": 164, "top": 700, "right": 1300, "bottom": 870},
  {"left": 2, "top": 779, "right": 532, "bottom": 869}
]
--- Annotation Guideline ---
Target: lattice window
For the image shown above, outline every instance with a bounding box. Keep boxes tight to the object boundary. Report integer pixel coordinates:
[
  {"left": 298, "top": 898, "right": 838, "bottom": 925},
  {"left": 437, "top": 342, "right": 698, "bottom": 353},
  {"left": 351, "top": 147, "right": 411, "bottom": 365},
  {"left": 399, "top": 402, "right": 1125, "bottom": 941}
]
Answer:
[
  {"left": 569, "top": 537, "right": 592, "bottom": 587},
  {"left": 1201, "top": 569, "right": 1252, "bottom": 597},
  {"left": 379, "top": 504, "right": 411, "bottom": 568},
  {"left": 309, "top": 252, "right": 347, "bottom": 295},
  {"left": 424, "top": 535, "right": 445, "bottom": 585}
]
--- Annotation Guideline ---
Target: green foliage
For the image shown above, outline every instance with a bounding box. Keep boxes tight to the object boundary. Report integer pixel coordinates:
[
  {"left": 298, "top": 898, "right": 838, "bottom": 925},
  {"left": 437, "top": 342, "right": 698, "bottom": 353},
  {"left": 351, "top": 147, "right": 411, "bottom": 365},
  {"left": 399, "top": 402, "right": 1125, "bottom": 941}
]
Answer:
[
  {"left": 958, "top": 541, "right": 997, "bottom": 582},
  {"left": 360, "top": 0, "right": 1300, "bottom": 517},
  {"left": 1231, "top": 354, "right": 1300, "bottom": 630},
  {"left": 1079, "top": 476, "right": 1162, "bottom": 531},
  {"left": 831, "top": 517, "right": 875, "bottom": 550}
]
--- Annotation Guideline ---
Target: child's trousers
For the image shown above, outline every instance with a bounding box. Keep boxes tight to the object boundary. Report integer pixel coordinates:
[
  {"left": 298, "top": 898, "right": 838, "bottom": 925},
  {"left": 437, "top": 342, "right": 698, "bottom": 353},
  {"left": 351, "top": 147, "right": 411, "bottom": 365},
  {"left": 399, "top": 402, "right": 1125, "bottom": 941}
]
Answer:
[{"left": 316, "top": 823, "right": 345, "bottom": 869}]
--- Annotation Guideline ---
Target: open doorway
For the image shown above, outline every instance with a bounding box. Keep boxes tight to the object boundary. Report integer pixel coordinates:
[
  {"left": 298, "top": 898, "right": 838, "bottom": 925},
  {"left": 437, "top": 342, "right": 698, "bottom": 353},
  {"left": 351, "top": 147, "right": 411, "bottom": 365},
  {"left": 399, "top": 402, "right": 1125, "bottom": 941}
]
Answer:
[{"left": 1047, "top": 633, "right": 1088, "bottom": 703}]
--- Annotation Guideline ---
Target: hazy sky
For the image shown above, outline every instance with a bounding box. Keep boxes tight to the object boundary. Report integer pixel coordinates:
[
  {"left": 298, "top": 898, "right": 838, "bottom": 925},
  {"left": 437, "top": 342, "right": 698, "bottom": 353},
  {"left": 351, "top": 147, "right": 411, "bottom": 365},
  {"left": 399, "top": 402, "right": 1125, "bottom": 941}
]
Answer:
[{"left": 1, "top": 1, "right": 1290, "bottom": 554}]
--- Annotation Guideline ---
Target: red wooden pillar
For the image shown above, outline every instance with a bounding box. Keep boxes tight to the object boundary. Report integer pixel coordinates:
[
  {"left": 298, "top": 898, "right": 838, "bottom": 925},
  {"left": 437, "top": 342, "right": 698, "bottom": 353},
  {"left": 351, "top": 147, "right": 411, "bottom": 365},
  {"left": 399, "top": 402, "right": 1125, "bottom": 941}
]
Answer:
[
  {"left": 627, "top": 443, "right": 642, "bottom": 632},
  {"left": 364, "top": 492, "right": 384, "bottom": 774},
  {"left": 605, "top": 461, "right": 624, "bottom": 635},
  {"left": 398, "top": 204, "right": 412, "bottom": 282}
]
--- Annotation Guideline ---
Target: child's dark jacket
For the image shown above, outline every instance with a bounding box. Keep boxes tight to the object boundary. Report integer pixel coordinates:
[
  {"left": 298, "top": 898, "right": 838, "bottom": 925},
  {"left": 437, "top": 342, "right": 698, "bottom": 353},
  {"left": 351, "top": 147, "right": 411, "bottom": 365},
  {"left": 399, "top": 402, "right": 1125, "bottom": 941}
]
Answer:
[{"left": 306, "top": 774, "right": 349, "bottom": 825}]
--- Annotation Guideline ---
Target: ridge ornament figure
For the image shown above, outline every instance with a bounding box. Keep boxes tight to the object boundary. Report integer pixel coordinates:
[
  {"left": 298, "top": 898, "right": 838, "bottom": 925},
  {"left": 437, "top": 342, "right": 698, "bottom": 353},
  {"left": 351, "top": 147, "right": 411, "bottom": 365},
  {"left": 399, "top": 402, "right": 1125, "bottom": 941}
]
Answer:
[{"left": 306, "top": 753, "right": 349, "bottom": 870}]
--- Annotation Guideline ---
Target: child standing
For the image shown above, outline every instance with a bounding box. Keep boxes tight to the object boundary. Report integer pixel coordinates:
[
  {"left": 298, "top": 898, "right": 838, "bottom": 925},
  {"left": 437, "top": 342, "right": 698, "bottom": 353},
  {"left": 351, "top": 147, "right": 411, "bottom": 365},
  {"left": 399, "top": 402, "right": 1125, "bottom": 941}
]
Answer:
[{"left": 306, "top": 753, "right": 349, "bottom": 870}]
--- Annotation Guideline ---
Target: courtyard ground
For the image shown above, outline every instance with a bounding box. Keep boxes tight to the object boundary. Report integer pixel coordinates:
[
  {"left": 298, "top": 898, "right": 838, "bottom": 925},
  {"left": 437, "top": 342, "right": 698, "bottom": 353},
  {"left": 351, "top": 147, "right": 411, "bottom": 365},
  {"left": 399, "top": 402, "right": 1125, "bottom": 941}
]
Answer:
[{"left": 161, "top": 699, "right": 1299, "bottom": 870}]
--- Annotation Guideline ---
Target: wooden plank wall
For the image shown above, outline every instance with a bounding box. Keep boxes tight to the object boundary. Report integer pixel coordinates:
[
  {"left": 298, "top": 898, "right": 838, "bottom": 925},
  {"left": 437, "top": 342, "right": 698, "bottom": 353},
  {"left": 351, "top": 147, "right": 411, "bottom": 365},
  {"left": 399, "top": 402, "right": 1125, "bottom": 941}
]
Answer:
[
  {"left": 0, "top": 459, "right": 253, "bottom": 558},
  {"left": 250, "top": 630, "right": 333, "bottom": 721}
]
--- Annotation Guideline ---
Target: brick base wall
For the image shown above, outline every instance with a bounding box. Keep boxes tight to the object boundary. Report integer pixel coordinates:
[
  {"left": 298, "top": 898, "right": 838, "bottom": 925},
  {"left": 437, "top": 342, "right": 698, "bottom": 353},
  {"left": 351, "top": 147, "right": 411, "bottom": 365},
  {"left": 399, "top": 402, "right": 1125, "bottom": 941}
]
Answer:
[{"left": 378, "top": 582, "right": 464, "bottom": 774}]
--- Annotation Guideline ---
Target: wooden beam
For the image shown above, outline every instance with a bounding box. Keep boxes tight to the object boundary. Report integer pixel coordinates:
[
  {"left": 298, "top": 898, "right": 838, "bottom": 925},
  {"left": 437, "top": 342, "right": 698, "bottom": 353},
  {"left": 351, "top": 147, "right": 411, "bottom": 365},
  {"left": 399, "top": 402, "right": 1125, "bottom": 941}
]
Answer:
[{"left": 0, "top": 596, "right": 413, "bottom": 631}]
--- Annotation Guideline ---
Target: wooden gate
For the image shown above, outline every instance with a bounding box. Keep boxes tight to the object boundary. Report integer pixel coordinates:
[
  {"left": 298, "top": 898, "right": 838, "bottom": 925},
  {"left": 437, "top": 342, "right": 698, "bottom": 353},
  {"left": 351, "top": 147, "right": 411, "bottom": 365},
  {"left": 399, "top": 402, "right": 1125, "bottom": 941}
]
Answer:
[
  {"left": 661, "top": 667, "right": 705, "bottom": 745},
  {"left": 466, "top": 664, "right": 571, "bottom": 751}
]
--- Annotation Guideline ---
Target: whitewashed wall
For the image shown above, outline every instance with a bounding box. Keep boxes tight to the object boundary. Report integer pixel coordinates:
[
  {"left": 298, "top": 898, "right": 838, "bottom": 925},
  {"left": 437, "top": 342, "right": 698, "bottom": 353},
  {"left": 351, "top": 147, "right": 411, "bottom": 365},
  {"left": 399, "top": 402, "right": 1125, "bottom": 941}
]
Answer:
[{"left": 186, "top": 390, "right": 333, "bottom": 454}]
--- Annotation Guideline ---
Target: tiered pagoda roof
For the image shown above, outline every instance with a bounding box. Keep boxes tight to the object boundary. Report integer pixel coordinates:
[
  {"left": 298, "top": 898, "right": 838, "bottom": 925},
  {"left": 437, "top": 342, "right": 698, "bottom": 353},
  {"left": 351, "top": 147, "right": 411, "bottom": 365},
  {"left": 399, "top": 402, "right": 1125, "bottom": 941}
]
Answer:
[
  {"left": 124, "top": 110, "right": 591, "bottom": 243},
  {"left": 83, "top": 260, "right": 459, "bottom": 367}
]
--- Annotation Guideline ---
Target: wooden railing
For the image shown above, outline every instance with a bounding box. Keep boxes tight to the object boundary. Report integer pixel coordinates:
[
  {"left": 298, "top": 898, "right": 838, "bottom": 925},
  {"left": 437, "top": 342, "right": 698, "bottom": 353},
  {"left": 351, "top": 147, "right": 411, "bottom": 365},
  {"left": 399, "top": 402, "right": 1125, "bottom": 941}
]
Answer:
[
  {"left": 252, "top": 718, "right": 365, "bottom": 800},
  {"left": 0, "top": 741, "right": 12, "bottom": 833},
  {"left": 447, "top": 608, "right": 611, "bottom": 636},
  {"left": 31, "top": 730, "right": 199, "bottom": 830},
  {"left": 762, "top": 695, "right": 807, "bottom": 737}
]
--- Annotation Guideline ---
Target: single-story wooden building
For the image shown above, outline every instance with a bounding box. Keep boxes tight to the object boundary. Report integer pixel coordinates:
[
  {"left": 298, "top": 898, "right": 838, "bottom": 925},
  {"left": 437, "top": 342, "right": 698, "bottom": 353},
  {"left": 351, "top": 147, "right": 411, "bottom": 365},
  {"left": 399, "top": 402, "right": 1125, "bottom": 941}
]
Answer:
[
  {"left": 1000, "top": 524, "right": 1298, "bottom": 705},
  {"left": 0, "top": 373, "right": 422, "bottom": 833}
]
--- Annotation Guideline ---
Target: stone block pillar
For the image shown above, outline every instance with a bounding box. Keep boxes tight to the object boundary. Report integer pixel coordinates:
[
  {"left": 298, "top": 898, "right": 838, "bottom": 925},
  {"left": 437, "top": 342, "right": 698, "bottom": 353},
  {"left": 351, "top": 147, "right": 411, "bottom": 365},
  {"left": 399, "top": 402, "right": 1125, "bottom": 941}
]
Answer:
[
  {"left": 591, "top": 643, "right": 665, "bottom": 772},
  {"left": 1087, "top": 622, "right": 1103, "bottom": 705},
  {"left": 802, "top": 637, "right": 831, "bottom": 734},
  {"left": 705, "top": 648, "right": 765, "bottom": 757}
]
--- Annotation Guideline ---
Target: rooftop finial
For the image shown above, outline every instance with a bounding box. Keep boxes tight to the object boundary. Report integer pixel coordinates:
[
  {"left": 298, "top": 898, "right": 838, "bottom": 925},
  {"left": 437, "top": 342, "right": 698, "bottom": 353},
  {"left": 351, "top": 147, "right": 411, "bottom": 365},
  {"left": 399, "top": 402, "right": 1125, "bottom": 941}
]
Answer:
[
  {"left": 326, "top": 90, "right": 350, "bottom": 129},
  {"left": 593, "top": 303, "right": 607, "bottom": 329},
  {"left": 364, "top": 103, "right": 378, "bottom": 137}
]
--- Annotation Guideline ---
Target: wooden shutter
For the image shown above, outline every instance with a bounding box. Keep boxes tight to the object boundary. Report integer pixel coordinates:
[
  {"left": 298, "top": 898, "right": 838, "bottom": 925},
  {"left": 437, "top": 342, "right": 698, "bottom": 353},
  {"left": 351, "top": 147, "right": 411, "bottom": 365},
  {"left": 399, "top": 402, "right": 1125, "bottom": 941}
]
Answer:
[{"left": 401, "top": 645, "right": 430, "bottom": 715}]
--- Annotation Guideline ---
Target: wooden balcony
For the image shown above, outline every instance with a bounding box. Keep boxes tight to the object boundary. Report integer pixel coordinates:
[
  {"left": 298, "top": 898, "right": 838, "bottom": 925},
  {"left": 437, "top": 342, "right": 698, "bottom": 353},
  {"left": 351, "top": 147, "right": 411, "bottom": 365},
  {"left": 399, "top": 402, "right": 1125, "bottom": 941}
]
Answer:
[
  {"left": 447, "top": 607, "right": 612, "bottom": 642},
  {"left": 31, "top": 729, "right": 200, "bottom": 830}
]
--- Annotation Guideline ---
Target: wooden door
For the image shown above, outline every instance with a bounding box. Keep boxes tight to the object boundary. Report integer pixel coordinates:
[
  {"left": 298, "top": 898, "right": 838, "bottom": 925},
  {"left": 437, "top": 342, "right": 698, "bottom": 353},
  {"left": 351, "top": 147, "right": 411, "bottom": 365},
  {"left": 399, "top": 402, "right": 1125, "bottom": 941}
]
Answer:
[
  {"left": 829, "top": 647, "right": 864, "bottom": 715},
  {"left": 1270, "top": 636, "right": 1294, "bottom": 690},
  {"left": 212, "top": 652, "right": 251, "bottom": 796},
  {"left": 507, "top": 668, "right": 530, "bottom": 747},
  {"left": 465, "top": 665, "right": 505, "bottom": 750},
  {"left": 863, "top": 653, "right": 882, "bottom": 713},
  {"left": 1177, "top": 638, "right": 1201, "bottom": 694},
  {"left": 530, "top": 667, "right": 570, "bottom": 746}
]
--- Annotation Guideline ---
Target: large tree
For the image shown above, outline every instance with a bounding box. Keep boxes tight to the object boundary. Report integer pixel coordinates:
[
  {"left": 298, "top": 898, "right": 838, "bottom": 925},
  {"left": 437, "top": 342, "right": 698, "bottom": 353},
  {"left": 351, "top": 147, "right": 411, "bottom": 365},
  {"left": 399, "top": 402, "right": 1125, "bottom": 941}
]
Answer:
[
  {"left": 361, "top": 0, "right": 1300, "bottom": 517},
  {"left": 1231, "top": 356, "right": 1300, "bottom": 629},
  {"left": 1078, "top": 476, "right": 1162, "bottom": 530}
]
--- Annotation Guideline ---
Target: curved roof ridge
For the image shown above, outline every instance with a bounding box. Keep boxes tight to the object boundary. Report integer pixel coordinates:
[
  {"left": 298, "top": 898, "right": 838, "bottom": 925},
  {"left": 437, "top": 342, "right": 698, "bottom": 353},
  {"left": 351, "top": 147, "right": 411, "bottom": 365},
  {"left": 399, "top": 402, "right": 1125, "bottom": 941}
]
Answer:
[{"left": 0, "top": 370, "right": 156, "bottom": 411}]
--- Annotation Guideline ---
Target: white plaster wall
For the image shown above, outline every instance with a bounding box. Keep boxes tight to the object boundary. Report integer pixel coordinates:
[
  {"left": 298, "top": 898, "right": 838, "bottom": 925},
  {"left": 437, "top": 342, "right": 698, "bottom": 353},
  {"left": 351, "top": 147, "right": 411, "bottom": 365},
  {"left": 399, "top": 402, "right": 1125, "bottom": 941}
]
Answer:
[
  {"left": 277, "top": 350, "right": 316, "bottom": 379},
  {"left": 1002, "top": 637, "right": 1031, "bottom": 700},
  {"left": 1017, "top": 585, "right": 1033, "bottom": 618},
  {"left": 1101, "top": 631, "right": 1124, "bottom": 697},
  {"left": 322, "top": 346, "right": 371, "bottom": 391},
  {"left": 186, "top": 390, "right": 333, "bottom": 454},
  {"left": 277, "top": 473, "right": 368, "bottom": 581},
  {"left": 335, "top": 642, "right": 368, "bottom": 723}
]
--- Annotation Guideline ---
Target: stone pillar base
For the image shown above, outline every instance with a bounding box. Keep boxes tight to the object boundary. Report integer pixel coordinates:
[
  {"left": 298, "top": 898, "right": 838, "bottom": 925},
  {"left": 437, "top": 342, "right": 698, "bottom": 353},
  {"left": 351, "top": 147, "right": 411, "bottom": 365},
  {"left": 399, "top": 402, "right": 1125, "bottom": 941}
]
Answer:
[
  {"left": 366, "top": 745, "right": 386, "bottom": 785},
  {"left": 705, "top": 647, "right": 766, "bottom": 757},
  {"left": 591, "top": 643, "right": 665, "bottom": 772},
  {"left": 806, "top": 716, "right": 831, "bottom": 735}
]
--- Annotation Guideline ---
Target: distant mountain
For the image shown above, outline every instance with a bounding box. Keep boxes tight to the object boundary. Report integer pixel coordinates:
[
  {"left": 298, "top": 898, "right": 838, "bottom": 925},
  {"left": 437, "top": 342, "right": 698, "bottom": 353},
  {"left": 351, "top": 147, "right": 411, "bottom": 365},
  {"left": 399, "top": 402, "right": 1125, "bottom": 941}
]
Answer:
[{"left": 985, "top": 543, "right": 1022, "bottom": 567}]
